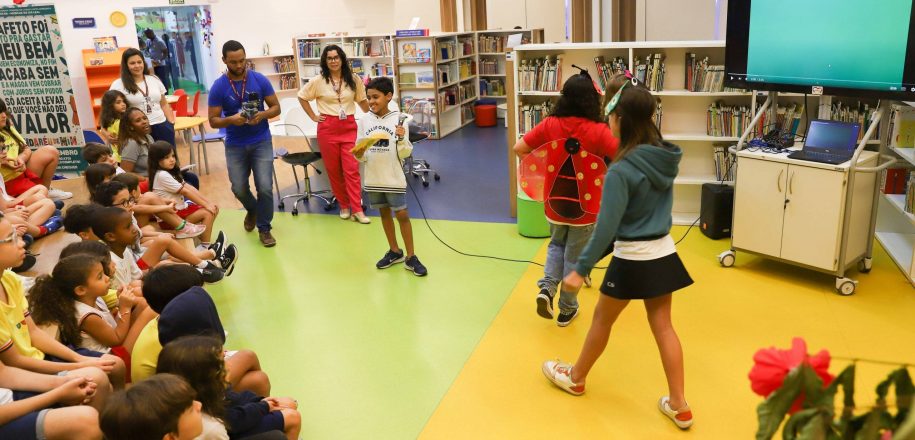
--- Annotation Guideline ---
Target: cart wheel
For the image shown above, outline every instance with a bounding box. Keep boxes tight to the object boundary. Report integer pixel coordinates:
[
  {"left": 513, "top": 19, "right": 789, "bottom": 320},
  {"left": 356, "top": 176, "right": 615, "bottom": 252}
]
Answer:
[
  {"left": 857, "top": 258, "right": 873, "bottom": 274},
  {"left": 835, "top": 278, "right": 857, "bottom": 296},
  {"left": 278, "top": 202, "right": 285, "bottom": 210},
  {"left": 291, "top": 209, "right": 298, "bottom": 217},
  {"left": 423, "top": 181, "right": 429, "bottom": 187},
  {"left": 434, "top": 174, "right": 441, "bottom": 181},
  {"left": 584, "top": 275, "right": 592, "bottom": 288},
  {"left": 718, "top": 250, "right": 736, "bottom": 267}
]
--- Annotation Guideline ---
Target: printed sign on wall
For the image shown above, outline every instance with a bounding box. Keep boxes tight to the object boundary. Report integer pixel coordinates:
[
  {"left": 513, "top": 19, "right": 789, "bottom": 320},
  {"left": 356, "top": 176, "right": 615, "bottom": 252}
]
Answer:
[{"left": 0, "top": 4, "right": 85, "bottom": 174}]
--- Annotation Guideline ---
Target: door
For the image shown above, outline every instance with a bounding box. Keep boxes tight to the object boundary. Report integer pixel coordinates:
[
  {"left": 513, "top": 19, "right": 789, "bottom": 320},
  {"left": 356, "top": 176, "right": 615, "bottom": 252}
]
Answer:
[
  {"left": 780, "top": 165, "right": 846, "bottom": 271},
  {"left": 732, "top": 158, "right": 788, "bottom": 258}
]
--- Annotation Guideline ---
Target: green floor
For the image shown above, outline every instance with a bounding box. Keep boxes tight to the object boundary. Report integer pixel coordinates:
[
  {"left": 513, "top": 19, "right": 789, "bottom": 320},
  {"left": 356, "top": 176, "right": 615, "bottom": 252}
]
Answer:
[{"left": 206, "top": 210, "right": 544, "bottom": 439}]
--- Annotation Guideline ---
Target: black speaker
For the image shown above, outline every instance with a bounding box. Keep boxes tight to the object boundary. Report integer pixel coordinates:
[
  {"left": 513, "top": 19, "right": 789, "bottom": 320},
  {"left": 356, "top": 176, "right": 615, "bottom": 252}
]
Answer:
[{"left": 700, "top": 183, "right": 734, "bottom": 239}]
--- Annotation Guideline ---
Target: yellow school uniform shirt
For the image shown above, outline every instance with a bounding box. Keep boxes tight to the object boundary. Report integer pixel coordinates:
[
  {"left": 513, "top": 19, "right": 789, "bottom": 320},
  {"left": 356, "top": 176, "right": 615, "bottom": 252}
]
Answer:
[
  {"left": 104, "top": 122, "right": 122, "bottom": 162},
  {"left": 130, "top": 317, "right": 161, "bottom": 383},
  {"left": 0, "top": 270, "right": 43, "bottom": 360},
  {"left": 297, "top": 73, "right": 366, "bottom": 116},
  {"left": 1, "top": 127, "right": 26, "bottom": 182}
]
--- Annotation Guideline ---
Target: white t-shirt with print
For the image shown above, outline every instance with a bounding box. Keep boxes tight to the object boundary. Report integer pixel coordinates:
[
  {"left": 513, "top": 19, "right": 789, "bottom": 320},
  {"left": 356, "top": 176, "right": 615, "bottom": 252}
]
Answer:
[
  {"left": 109, "top": 248, "right": 142, "bottom": 291},
  {"left": 109, "top": 76, "right": 168, "bottom": 124},
  {"left": 74, "top": 298, "right": 116, "bottom": 353},
  {"left": 152, "top": 170, "right": 188, "bottom": 210}
]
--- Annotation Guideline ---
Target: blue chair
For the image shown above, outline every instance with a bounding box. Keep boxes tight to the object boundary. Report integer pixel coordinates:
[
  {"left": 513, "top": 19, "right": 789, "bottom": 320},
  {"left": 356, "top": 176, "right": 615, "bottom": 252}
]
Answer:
[
  {"left": 83, "top": 130, "right": 104, "bottom": 144},
  {"left": 190, "top": 128, "right": 224, "bottom": 175}
]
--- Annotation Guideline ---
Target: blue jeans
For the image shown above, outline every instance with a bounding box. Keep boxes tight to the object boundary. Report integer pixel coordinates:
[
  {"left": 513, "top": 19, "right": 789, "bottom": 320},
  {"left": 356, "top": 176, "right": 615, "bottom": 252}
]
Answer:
[
  {"left": 225, "top": 139, "right": 274, "bottom": 232},
  {"left": 538, "top": 223, "right": 595, "bottom": 314},
  {"left": 150, "top": 120, "right": 176, "bottom": 146}
]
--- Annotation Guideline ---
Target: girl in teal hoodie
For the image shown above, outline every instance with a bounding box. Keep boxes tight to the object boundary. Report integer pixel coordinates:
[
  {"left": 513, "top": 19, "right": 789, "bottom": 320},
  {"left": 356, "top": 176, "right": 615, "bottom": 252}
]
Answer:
[{"left": 541, "top": 81, "right": 695, "bottom": 430}]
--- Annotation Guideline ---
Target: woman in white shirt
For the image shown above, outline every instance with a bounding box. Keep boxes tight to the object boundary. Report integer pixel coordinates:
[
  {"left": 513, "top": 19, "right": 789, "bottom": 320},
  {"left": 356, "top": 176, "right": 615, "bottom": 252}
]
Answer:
[{"left": 109, "top": 48, "right": 176, "bottom": 148}]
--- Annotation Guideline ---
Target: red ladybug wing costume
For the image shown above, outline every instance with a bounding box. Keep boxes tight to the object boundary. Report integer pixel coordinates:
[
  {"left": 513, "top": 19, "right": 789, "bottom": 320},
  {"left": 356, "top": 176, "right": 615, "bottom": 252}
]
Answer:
[{"left": 520, "top": 137, "right": 608, "bottom": 225}]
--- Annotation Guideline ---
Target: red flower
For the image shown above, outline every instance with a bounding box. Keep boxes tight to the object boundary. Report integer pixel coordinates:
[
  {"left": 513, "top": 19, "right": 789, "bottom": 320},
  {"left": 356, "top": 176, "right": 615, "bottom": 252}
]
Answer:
[
  {"left": 748, "top": 338, "right": 833, "bottom": 413},
  {"left": 13, "top": 0, "right": 26, "bottom": 4}
]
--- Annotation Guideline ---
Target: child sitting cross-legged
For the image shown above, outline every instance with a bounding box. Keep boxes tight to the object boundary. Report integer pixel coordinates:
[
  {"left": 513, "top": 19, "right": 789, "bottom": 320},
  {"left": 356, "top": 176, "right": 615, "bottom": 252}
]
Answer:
[
  {"left": 112, "top": 172, "right": 206, "bottom": 240},
  {"left": 132, "top": 264, "right": 271, "bottom": 396},
  {"left": 100, "top": 373, "right": 203, "bottom": 440},
  {"left": 0, "top": 175, "right": 60, "bottom": 241},
  {"left": 0, "top": 213, "right": 125, "bottom": 391},
  {"left": 157, "top": 335, "right": 302, "bottom": 440},
  {"left": 147, "top": 141, "right": 219, "bottom": 244}
]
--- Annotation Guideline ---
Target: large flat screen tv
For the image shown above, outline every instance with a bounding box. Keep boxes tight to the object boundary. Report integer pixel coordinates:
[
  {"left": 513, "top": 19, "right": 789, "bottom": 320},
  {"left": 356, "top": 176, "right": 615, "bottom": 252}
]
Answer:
[{"left": 724, "top": 0, "right": 915, "bottom": 100}]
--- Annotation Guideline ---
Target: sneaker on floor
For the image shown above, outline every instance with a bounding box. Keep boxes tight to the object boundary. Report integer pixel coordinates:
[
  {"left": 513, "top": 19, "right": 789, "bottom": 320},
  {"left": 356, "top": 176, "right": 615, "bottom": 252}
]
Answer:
[
  {"left": 53, "top": 200, "right": 64, "bottom": 210},
  {"left": 198, "top": 262, "right": 225, "bottom": 284},
  {"left": 42, "top": 216, "right": 63, "bottom": 235},
  {"left": 376, "top": 250, "right": 405, "bottom": 269},
  {"left": 176, "top": 222, "right": 206, "bottom": 239},
  {"left": 339, "top": 208, "right": 351, "bottom": 220},
  {"left": 259, "top": 230, "right": 276, "bottom": 247},
  {"left": 557, "top": 308, "right": 579, "bottom": 327},
  {"left": 658, "top": 396, "right": 693, "bottom": 429},
  {"left": 219, "top": 244, "right": 238, "bottom": 276},
  {"left": 47, "top": 188, "right": 72, "bottom": 201},
  {"left": 208, "top": 231, "right": 226, "bottom": 257},
  {"left": 404, "top": 255, "right": 427, "bottom": 276},
  {"left": 541, "top": 360, "right": 585, "bottom": 396},
  {"left": 243, "top": 212, "right": 256, "bottom": 232},
  {"left": 12, "top": 253, "right": 36, "bottom": 273},
  {"left": 352, "top": 212, "right": 371, "bottom": 224},
  {"left": 536, "top": 288, "right": 555, "bottom": 319}
]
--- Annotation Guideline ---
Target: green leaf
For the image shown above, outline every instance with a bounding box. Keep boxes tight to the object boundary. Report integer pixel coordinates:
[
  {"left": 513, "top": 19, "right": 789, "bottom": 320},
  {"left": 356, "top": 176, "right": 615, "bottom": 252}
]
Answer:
[
  {"left": 894, "top": 403, "right": 915, "bottom": 440},
  {"left": 784, "top": 408, "right": 821, "bottom": 440},
  {"left": 797, "top": 412, "right": 829, "bottom": 440},
  {"left": 758, "top": 366, "right": 808, "bottom": 440},
  {"left": 894, "top": 368, "right": 914, "bottom": 425}
]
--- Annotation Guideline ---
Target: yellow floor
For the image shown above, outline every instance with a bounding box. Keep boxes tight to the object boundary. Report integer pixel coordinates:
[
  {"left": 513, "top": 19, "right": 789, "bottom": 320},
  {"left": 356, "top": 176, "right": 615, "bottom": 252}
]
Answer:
[{"left": 419, "top": 228, "right": 915, "bottom": 439}]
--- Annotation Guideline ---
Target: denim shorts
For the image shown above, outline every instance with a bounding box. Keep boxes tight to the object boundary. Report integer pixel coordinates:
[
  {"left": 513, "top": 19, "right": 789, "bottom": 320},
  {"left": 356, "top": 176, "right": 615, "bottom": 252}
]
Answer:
[
  {"left": 0, "top": 408, "right": 48, "bottom": 439},
  {"left": 367, "top": 191, "right": 407, "bottom": 211}
]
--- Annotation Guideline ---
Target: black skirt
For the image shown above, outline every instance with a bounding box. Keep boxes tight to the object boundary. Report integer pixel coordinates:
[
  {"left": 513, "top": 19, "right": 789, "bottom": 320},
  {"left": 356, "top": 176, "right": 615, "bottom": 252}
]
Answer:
[{"left": 599, "top": 252, "right": 693, "bottom": 300}]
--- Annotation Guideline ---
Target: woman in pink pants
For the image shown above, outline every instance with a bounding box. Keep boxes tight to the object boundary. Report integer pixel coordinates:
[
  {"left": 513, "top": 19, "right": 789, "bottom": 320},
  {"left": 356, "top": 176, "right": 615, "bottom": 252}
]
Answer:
[{"left": 298, "top": 45, "right": 371, "bottom": 224}]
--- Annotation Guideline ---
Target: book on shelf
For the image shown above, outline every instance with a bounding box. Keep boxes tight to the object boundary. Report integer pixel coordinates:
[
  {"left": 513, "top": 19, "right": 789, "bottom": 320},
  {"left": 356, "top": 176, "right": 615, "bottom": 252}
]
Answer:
[
  {"left": 889, "top": 104, "right": 915, "bottom": 148},
  {"left": 459, "top": 82, "right": 476, "bottom": 101},
  {"left": 350, "top": 59, "right": 364, "bottom": 76},
  {"left": 399, "top": 41, "right": 432, "bottom": 63},
  {"left": 399, "top": 72, "right": 417, "bottom": 86},
  {"left": 438, "top": 89, "right": 457, "bottom": 108},
  {"left": 459, "top": 59, "right": 475, "bottom": 78},
  {"left": 713, "top": 145, "right": 734, "bottom": 182},
  {"left": 272, "top": 56, "right": 295, "bottom": 73},
  {"left": 828, "top": 100, "right": 881, "bottom": 140},
  {"left": 438, "top": 64, "right": 457, "bottom": 84},
  {"left": 633, "top": 53, "right": 666, "bottom": 91},
  {"left": 519, "top": 55, "right": 563, "bottom": 92},
  {"left": 707, "top": 101, "right": 753, "bottom": 137},
  {"left": 685, "top": 53, "right": 740, "bottom": 93},
  {"left": 593, "top": 56, "right": 627, "bottom": 92},
  {"left": 298, "top": 40, "right": 323, "bottom": 59},
  {"left": 519, "top": 101, "right": 554, "bottom": 135},
  {"left": 278, "top": 75, "right": 297, "bottom": 91},
  {"left": 906, "top": 171, "right": 915, "bottom": 214},
  {"left": 439, "top": 41, "right": 456, "bottom": 60},
  {"left": 401, "top": 96, "right": 436, "bottom": 114},
  {"left": 480, "top": 78, "right": 505, "bottom": 96},
  {"left": 478, "top": 35, "right": 507, "bottom": 53},
  {"left": 371, "top": 62, "right": 394, "bottom": 77},
  {"left": 655, "top": 101, "right": 663, "bottom": 131},
  {"left": 883, "top": 168, "right": 908, "bottom": 194},
  {"left": 460, "top": 39, "right": 474, "bottom": 56},
  {"left": 480, "top": 59, "right": 500, "bottom": 75},
  {"left": 462, "top": 103, "right": 475, "bottom": 122},
  {"left": 416, "top": 71, "right": 434, "bottom": 88},
  {"left": 396, "top": 29, "right": 430, "bottom": 37}
]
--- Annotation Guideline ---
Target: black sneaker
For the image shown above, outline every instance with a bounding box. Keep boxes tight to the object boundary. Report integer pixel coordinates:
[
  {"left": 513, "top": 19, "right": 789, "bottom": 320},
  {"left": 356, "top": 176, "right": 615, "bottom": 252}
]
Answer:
[
  {"left": 557, "top": 308, "right": 579, "bottom": 327},
  {"left": 536, "top": 288, "right": 555, "bottom": 319},
  {"left": 219, "top": 244, "right": 238, "bottom": 277},
  {"left": 376, "top": 250, "right": 405, "bottom": 269},
  {"left": 404, "top": 255, "right": 427, "bottom": 276},
  {"left": 208, "top": 231, "right": 226, "bottom": 258},
  {"left": 12, "top": 253, "right": 36, "bottom": 273},
  {"left": 198, "top": 262, "right": 225, "bottom": 284}
]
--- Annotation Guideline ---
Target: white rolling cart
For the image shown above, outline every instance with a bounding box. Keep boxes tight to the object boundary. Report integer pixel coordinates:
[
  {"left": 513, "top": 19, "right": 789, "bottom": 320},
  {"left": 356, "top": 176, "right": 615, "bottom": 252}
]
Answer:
[{"left": 718, "top": 93, "right": 898, "bottom": 295}]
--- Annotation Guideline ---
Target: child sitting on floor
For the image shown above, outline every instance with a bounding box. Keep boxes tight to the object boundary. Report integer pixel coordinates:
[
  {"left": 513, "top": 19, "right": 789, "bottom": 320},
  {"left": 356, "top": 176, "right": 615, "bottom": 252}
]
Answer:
[
  {"left": 100, "top": 373, "right": 203, "bottom": 440},
  {"left": 148, "top": 141, "right": 219, "bottom": 245},
  {"left": 157, "top": 335, "right": 301, "bottom": 440},
  {"left": 112, "top": 172, "right": 205, "bottom": 239},
  {"left": 63, "top": 204, "right": 100, "bottom": 241},
  {"left": 84, "top": 163, "right": 117, "bottom": 197}
]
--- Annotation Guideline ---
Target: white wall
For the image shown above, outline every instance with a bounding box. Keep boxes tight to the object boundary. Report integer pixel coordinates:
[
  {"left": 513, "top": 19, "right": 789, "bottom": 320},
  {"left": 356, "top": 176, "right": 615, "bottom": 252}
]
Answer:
[
  {"left": 637, "top": 0, "right": 726, "bottom": 41},
  {"left": 486, "top": 0, "right": 567, "bottom": 43},
  {"left": 49, "top": 0, "right": 442, "bottom": 128}
]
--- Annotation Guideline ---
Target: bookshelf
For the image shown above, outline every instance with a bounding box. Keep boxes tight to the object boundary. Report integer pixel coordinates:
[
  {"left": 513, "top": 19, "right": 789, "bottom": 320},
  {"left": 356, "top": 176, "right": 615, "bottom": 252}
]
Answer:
[
  {"left": 876, "top": 103, "right": 915, "bottom": 286},
  {"left": 83, "top": 48, "right": 127, "bottom": 128},
  {"left": 509, "top": 41, "right": 890, "bottom": 225},
  {"left": 246, "top": 53, "right": 299, "bottom": 95},
  {"left": 294, "top": 33, "right": 396, "bottom": 99},
  {"left": 394, "top": 32, "right": 476, "bottom": 139},
  {"left": 476, "top": 29, "right": 544, "bottom": 101}
]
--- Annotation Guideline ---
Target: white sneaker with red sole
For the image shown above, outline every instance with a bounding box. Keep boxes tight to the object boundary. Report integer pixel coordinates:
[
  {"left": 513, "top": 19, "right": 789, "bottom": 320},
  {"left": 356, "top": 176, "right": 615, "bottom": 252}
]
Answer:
[{"left": 658, "top": 396, "right": 693, "bottom": 429}]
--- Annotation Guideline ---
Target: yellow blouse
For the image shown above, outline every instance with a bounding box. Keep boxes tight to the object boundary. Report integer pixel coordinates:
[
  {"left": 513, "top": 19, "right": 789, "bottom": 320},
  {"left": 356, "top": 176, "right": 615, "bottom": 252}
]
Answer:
[{"left": 297, "top": 73, "right": 367, "bottom": 116}]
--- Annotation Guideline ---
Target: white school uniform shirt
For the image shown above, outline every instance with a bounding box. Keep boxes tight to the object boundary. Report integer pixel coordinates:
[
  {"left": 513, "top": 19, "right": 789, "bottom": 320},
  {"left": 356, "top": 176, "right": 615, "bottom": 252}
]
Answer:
[
  {"left": 109, "top": 75, "right": 168, "bottom": 125},
  {"left": 152, "top": 170, "right": 189, "bottom": 210},
  {"left": 109, "top": 248, "right": 142, "bottom": 291},
  {"left": 194, "top": 413, "right": 230, "bottom": 440},
  {"left": 74, "top": 298, "right": 116, "bottom": 353}
]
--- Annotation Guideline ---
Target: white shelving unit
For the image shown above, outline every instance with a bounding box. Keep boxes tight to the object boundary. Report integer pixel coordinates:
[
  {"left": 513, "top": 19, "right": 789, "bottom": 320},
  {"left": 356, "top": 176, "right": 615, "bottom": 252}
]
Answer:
[
  {"left": 509, "top": 40, "right": 886, "bottom": 225},
  {"left": 876, "top": 103, "right": 915, "bottom": 286},
  {"left": 293, "top": 33, "right": 396, "bottom": 98},
  {"left": 476, "top": 29, "right": 544, "bottom": 101},
  {"left": 247, "top": 53, "right": 298, "bottom": 95}
]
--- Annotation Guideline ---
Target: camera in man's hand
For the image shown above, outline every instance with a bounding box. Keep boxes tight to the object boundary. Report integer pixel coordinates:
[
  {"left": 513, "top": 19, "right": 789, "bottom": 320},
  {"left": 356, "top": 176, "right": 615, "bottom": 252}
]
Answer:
[{"left": 240, "top": 92, "right": 260, "bottom": 121}]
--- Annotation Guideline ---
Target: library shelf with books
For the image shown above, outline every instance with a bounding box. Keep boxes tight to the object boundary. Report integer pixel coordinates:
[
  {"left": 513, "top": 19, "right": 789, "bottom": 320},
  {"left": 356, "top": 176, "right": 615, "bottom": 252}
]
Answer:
[
  {"left": 294, "top": 33, "right": 397, "bottom": 97},
  {"left": 247, "top": 53, "right": 299, "bottom": 94},
  {"left": 476, "top": 29, "right": 544, "bottom": 102},
  {"left": 876, "top": 103, "right": 915, "bottom": 286}
]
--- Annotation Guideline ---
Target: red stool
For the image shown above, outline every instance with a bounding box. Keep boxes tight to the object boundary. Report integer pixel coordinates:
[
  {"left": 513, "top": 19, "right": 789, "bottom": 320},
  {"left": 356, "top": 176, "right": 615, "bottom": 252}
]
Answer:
[{"left": 476, "top": 105, "right": 497, "bottom": 127}]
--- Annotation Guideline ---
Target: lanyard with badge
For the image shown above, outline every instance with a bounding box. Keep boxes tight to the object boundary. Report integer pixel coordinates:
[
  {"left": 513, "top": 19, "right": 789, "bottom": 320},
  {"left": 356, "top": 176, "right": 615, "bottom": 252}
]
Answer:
[
  {"left": 331, "top": 76, "right": 347, "bottom": 120},
  {"left": 138, "top": 77, "right": 152, "bottom": 113},
  {"left": 228, "top": 71, "right": 248, "bottom": 110}
]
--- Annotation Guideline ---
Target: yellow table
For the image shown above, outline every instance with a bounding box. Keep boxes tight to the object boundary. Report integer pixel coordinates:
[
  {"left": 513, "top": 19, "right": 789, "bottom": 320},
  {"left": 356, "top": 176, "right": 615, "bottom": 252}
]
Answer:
[
  {"left": 174, "top": 116, "right": 210, "bottom": 174},
  {"left": 165, "top": 95, "right": 179, "bottom": 104}
]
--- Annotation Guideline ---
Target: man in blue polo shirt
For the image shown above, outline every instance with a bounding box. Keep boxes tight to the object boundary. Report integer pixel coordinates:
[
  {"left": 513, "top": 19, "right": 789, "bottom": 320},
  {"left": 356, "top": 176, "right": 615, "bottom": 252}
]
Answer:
[{"left": 208, "top": 40, "right": 281, "bottom": 247}]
